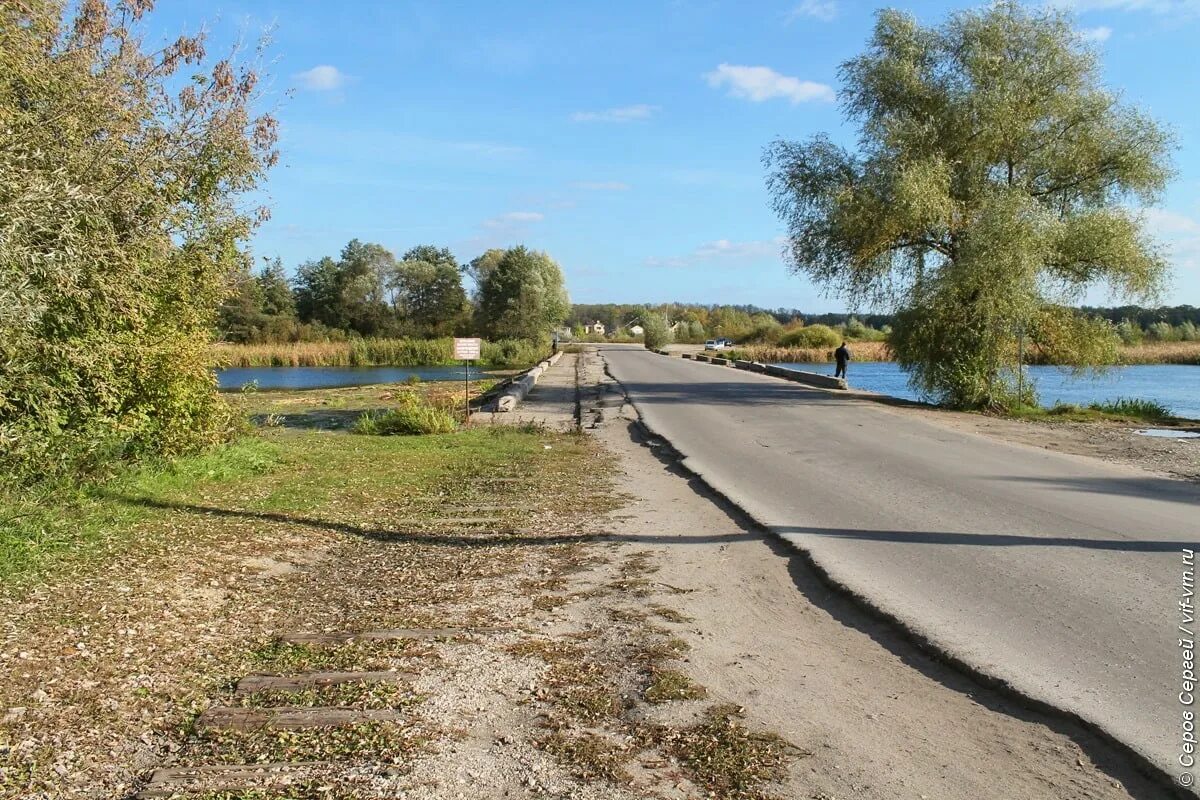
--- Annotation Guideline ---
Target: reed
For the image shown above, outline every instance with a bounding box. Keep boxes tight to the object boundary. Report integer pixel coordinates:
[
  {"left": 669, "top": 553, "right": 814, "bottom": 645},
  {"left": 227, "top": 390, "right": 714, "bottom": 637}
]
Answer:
[
  {"left": 211, "top": 337, "right": 546, "bottom": 370},
  {"left": 725, "top": 340, "right": 893, "bottom": 364},
  {"left": 1117, "top": 341, "right": 1200, "bottom": 365}
]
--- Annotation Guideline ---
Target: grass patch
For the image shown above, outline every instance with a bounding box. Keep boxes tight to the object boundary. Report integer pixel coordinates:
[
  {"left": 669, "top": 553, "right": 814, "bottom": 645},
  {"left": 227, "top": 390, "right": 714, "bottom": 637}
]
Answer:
[
  {"left": 351, "top": 395, "right": 459, "bottom": 436},
  {"left": 1086, "top": 397, "right": 1171, "bottom": 420},
  {"left": 1005, "top": 396, "right": 1179, "bottom": 423},
  {"left": 644, "top": 668, "right": 707, "bottom": 704},
  {"left": 653, "top": 704, "right": 798, "bottom": 800},
  {"left": 244, "top": 638, "right": 423, "bottom": 674},
  {"left": 0, "top": 439, "right": 280, "bottom": 590},
  {"left": 651, "top": 605, "right": 693, "bottom": 623},
  {"left": 236, "top": 682, "right": 419, "bottom": 711},
  {"left": 188, "top": 721, "right": 427, "bottom": 766},
  {"left": 540, "top": 730, "right": 631, "bottom": 783}
]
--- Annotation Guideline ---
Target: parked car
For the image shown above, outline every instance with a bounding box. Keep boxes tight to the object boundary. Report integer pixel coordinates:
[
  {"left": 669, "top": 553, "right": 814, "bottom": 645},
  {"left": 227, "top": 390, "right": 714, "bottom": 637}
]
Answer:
[{"left": 704, "top": 339, "right": 730, "bottom": 351}]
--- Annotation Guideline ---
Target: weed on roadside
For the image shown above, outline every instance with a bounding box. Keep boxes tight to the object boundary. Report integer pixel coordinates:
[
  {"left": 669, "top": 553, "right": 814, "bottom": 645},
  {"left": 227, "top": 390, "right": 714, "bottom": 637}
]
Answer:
[
  {"left": 650, "top": 704, "right": 800, "bottom": 800},
  {"left": 539, "top": 730, "right": 632, "bottom": 783},
  {"left": 644, "top": 668, "right": 708, "bottom": 704}
]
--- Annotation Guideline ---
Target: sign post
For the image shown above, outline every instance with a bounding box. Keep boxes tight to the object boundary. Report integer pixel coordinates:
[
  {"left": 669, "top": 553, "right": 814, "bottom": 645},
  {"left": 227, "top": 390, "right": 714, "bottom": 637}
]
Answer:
[{"left": 453, "top": 338, "right": 482, "bottom": 425}]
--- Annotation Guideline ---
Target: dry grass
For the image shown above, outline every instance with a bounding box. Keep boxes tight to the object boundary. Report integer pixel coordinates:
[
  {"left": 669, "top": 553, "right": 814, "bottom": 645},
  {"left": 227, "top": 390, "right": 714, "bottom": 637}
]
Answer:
[
  {"left": 650, "top": 704, "right": 799, "bottom": 800},
  {"left": 644, "top": 668, "right": 708, "bottom": 704},
  {"left": 1118, "top": 341, "right": 1200, "bottom": 364},
  {"left": 726, "top": 338, "right": 1200, "bottom": 366},
  {"left": 211, "top": 337, "right": 547, "bottom": 370},
  {"left": 727, "top": 340, "right": 891, "bottom": 364}
]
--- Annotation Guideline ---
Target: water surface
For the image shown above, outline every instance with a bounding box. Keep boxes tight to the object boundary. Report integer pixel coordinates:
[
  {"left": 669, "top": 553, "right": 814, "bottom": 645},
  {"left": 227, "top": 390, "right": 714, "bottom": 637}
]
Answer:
[
  {"left": 217, "top": 365, "right": 484, "bottom": 391},
  {"left": 775, "top": 361, "right": 1200, "bottom": 420}
]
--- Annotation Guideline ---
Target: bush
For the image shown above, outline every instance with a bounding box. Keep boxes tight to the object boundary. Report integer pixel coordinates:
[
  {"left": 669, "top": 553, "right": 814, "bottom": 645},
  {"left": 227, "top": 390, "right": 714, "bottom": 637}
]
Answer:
[
  {"left": 1, "top": 2, "right": 277, "bottom": 486},
  {"left": 482, "top": 339, "right": 545, "bottom": 369},
  {"left": 779, "top": 324, "right": 842, "bottom": 348},
  {"left": 642, "top": 314, "right": 673, "bottom": 350},
  {"left": 352, "top": 394, "right": 459, "bottom": 436}
]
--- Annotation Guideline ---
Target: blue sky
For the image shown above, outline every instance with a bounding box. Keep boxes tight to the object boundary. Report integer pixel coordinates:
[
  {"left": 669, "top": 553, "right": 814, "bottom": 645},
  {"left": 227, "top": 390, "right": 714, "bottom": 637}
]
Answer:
[{"left": 151, "top": 0, "right": 1199, "bottom": 311}]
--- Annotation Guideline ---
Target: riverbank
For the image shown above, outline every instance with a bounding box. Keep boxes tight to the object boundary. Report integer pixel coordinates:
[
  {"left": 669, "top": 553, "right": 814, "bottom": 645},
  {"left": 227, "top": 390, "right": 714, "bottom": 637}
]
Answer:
[
  {"left": 724, "top": 339, "right": 1200, "bottom": 365},
  {"left": 211, "top": 337, "right": 545, "bottom": 370}
]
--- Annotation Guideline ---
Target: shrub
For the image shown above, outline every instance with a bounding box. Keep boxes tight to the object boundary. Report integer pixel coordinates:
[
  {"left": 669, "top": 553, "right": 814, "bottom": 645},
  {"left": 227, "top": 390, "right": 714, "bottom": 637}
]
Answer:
[
  {"left": 642, "top": 314, "right": 673, "bottom": 350},
  {"left": 482, "top": 339, "right": 545, "bottom": 369},
  {"left": 1, "top": 2, "right": 277, "bottom": 485},
  {"left": 779, "top": 324, "right": 841, "bottom": 348},
  {"left": 351, "top": 394, "right": 459, "bottom": 436}
]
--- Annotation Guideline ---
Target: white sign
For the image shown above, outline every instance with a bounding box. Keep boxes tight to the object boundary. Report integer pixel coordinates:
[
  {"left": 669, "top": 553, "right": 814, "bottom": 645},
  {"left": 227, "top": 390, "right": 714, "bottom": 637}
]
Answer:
[{"left": 453, "top": 337, "right": 482, "bottom": 360}]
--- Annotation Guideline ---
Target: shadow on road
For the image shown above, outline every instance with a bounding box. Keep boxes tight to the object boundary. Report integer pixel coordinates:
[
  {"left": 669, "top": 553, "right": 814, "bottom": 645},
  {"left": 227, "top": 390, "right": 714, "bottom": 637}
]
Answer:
[
  {"left": 618, "top": 419, "right": 1183, "bottom": 800},
  {"left": 991, "top": 474, "right": 1199, "bottom": 508}
]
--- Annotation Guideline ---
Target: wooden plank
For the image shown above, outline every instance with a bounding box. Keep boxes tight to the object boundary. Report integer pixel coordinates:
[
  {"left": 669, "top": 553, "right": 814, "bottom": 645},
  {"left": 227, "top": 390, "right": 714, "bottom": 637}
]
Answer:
[
  {"left": 394, "top": 516, "right": 499, "bottom": 525},
  {"left": 281, "top": 626, "right": 507, "bottom": 645},
  {"left": 135, "top": 762, "right": 326, "bottom": 798},
  {"left": 235, "top": 670, "right": 409, "bottom": 695},
  {"left": 195, "top": 706, "right": 405, "bottom": 732}
]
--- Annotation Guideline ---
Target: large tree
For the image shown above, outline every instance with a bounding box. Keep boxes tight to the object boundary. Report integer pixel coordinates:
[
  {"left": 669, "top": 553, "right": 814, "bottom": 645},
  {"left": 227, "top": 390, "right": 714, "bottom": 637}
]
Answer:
[
  {"left": 393, "top": 246, "right": 468, "bottom": 337},
  {"left": 477, "top": 246, "right": 570, "bottom": 341},
  {"left": 765, "top": 2, "right": 1172, "bottom": 408},
  {"left": 0, "top": 0, "right": 277, "bottom": 482}
]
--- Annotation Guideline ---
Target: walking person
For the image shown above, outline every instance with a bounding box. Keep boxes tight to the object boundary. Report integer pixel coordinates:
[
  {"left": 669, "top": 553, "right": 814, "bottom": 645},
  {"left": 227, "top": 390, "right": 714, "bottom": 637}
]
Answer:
[{"left": 834, "top": 341, "right": 851, "bottom": 380}]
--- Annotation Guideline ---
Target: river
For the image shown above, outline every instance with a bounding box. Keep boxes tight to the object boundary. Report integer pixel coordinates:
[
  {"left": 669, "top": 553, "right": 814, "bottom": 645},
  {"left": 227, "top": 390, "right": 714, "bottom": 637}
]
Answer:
[
  {"left": 775, "top": 362, "right": 1200, "bottom": 419},
  {"left": 217, "top": 365, "right": 485, "bottom": 391}
]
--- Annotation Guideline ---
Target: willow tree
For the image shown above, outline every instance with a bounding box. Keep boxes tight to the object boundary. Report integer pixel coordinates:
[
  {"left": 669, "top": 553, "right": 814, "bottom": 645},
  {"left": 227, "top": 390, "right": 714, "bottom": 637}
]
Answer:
[
  {"left": 477, "top": 246, "right": 569, "bottom": 341},
  {"left": 0, "top": 0, "right": 278, "bottom": 482},
  {"left": 765, "top": 2, "right": 1172, "bottom": 408}
]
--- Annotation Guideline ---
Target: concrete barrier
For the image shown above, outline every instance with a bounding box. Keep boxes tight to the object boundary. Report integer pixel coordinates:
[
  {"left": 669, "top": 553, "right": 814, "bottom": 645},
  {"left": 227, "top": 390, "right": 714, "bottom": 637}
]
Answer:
[
  {"left": 681, "top": 353, "right": 694, "bottom": 360},
  {"left": 763, "top": 364, "right": 846, "bottom": 390},
  {"left": 711, "top": 357, "right": 730, "bottom": 366},
  {"left": 492, "top": 351, "right": 564, "bottom": 412},
  {"left": 694, "top": 354, "right": 712, "bottom": 363},
  {"left": 733, "top": 360, "right": 760, "bottom": 371}
]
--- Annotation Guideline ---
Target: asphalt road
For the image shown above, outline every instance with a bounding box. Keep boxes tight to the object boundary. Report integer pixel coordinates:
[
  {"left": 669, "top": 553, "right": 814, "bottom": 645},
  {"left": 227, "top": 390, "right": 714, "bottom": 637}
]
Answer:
[{"left": 602, "top": 344, "right": 1200, "bottom": 788}]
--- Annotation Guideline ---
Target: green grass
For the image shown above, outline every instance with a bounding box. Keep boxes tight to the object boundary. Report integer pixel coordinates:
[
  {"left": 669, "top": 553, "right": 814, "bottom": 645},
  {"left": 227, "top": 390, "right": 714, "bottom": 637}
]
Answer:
[
  {"left": 1086, "top": 397, "right": 1172, "bottom": 420},
  {"left": 352, "top": 395, "right": 459, "bottom": 436},
  {"left": 0, "top": 439, "right": 279, "bottom": 589},
  {"left": 0, "top": 411, "right": 597, "bottom": 591},
  {"left": 1005, "top": 396, "right": 1178, "bottom": 423}
]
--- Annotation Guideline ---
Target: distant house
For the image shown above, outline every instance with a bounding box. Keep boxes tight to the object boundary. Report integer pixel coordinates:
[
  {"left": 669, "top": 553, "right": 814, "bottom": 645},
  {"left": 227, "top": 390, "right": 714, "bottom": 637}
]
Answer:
[
  {"left": 629, "top": 324, "right": 645, "bottom": 336},
  {"left": 588, "top": 320, "right": 606, "bottom": 336}
]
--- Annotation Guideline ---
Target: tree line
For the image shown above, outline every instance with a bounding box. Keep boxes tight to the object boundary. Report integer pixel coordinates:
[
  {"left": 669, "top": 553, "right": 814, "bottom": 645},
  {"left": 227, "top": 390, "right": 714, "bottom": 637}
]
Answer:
[
  {"left": 218, "top": 242, "right": 569, "bottom": 344},
  {"left": 566, "top": 303, "right": 1198, "bottom": 346}
]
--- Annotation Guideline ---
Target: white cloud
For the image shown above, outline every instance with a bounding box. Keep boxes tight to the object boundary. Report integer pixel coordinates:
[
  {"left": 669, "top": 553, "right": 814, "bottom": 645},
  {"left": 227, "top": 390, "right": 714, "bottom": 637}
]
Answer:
[
  {"left": 570, "top": 104, "right": 658, "bottom": 123},
  {"left": 646, "top": 237, "right": 784, "bottom": 269},
  {"left": 1144, "top": 208, "right": 1200, "bottom": 272},
  {"left": 1079, "top": 25, "right": 1113, "bottom": 40},
  {"left": 482, "top": 211, "right": 544, "bottom": 229},
  {"left": 704, "top": 64, "right": 834, "bottom": 104},
  {"left": 572, "top": 181, "right": 630, "bottom": 191},
  {"left": 294, "top": 65, "right": 347, "bottom": 91},
  {"left": 787, "top": 0, "right": 838, "bottom": 22}
]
